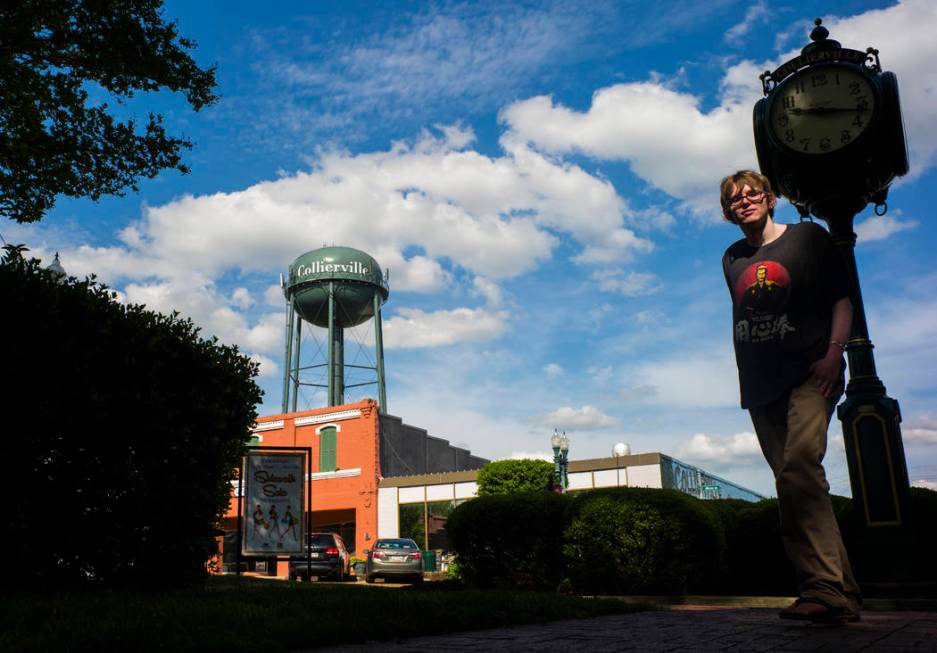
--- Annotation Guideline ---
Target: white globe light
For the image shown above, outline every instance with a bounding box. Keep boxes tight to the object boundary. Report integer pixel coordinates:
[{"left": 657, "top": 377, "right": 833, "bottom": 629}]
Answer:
[{"left": 613, "top": 442, "right": 630, "bottom": 457}]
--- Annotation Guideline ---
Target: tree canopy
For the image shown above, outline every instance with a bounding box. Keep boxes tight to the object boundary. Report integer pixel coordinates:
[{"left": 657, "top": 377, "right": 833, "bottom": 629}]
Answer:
[
  {"left": 0, "top": 0, "right": 217, "bottom": 223},
  {"left": 476, "top": 459, "right": 555, "bottom": 496}
]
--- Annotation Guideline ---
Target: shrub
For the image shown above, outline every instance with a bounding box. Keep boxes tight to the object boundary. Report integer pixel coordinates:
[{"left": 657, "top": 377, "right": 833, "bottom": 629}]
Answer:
[
  {"left": 476, "top": 459, "right": 555, "bottom": 496},
  {"left": 720, "top": 498, "right": 796, "bottom": 596},
  {"left": 445, "top": 491, "right": 568, "bottom": 589},
  {"left": 1, "top": 256, "right": 262, "bottom": 589},
  {"left": 563, "top": 488, "right": 724, "bottom": 594}
]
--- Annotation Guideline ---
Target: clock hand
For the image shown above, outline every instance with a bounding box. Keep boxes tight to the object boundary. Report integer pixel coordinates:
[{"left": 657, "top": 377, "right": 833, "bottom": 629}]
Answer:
[{"left": 788, "top": 106, "right": 869, "bottom": 115}]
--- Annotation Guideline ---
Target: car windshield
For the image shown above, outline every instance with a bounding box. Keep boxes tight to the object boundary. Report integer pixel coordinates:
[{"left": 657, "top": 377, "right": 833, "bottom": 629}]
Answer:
[
  {"left": 375, "top": 539, "right": 418, "bottom": 550},
  {"left": 306, "top": 534, "right": 335, "bottom": 547}
]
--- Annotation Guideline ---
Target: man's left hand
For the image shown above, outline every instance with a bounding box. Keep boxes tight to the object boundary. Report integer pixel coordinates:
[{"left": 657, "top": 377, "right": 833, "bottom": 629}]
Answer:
[{"left": 810, "top": 352, "right": 845, "bottom": 398}]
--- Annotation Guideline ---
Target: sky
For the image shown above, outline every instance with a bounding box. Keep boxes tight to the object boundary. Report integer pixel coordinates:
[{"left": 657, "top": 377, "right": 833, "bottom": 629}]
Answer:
[{"left": 7, "top": 0, "right": 937, "bottom": 497}]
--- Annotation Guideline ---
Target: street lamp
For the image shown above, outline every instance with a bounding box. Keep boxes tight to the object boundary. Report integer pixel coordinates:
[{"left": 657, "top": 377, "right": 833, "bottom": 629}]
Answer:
[{"left": 551, "top": 429, "right": 570, "bottom": 492}]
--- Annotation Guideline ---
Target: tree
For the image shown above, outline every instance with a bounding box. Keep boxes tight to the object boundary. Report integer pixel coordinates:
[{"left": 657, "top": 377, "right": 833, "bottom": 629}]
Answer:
[
  {"left": 0, "top": 0, "right": 218, "bottom": 224},
  {"left": 476, "top": 459, "right": 555, "bottom": 496},
  {"left": 1, "top": 255, "right": 262, "bottom": 588}
]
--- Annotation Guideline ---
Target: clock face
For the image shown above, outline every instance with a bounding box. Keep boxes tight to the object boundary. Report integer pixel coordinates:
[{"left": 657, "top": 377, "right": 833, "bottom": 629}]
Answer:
[{"left": 769, "top": 65, "right": 875, "bottom": 154}]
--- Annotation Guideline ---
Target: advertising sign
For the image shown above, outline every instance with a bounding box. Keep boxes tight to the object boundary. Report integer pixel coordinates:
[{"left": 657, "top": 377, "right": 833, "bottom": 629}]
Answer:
[{"left": 242, "top": 451, "right": 305, "bottom": 556}]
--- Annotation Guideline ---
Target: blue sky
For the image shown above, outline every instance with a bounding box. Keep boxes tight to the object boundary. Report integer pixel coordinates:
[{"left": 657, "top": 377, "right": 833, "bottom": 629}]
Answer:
[{"left": 9, "top": 0, "right": 937, "bottom": 497}]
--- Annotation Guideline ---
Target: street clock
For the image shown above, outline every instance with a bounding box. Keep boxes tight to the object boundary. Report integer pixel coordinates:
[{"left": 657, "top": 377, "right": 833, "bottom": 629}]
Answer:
[{"left": 753, "top": 19, "right": 908, "bottom": 221}]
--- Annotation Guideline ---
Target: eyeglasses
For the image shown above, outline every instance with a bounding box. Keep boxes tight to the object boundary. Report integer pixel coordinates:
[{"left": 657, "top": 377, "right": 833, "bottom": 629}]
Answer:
[{"left": 726, "top": 190, "right": 766, "bottom": 208}]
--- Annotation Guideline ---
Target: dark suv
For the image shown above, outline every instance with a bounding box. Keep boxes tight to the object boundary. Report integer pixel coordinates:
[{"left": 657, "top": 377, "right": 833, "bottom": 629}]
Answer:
[{"left": 288, "top": 533, "right": 351, "bottom": 582}]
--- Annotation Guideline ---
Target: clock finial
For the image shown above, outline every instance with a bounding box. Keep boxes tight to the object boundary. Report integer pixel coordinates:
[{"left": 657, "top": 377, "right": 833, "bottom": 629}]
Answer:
[
  {"left": 810, "top": 18, "right": 829, "bottom": 43},
  {"left": 801, "top": 17, "right": 840, "bottom": 55}
]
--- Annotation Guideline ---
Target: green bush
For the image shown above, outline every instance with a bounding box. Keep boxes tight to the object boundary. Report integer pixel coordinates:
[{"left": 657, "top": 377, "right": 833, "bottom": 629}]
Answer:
[
  {"left": 720, "top": 498, "right": 796, "bottom": 596},
  {"left": 563, "top": 488, "right": 724, "bottom": 594},
  {"left": 476, "top": 459, "right": 555, "bottom": 496},
  {"left": 1, "top": 256, "right": 262, "bottom": 589},
  {"left": 446, "top": 491, "right": 567, "bottom": 589}
]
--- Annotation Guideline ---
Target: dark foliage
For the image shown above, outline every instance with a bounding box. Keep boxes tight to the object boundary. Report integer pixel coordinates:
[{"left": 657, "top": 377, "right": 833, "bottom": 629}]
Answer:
[
  {"left": 563, "top": 488, "right": 724, "bottom": 594},
  {"left": 718, "top": 498, "right": 796, "bottom": 596},
  {"left": 476, "top": 459, "right": 555, "bottom": 496},
  {"left": 0, "top": 0, "right": 218, "bottom": 223},
  {"left": 445, "top": 491, "right": 567, "bottom": 589},
  {"left": 1, "top": 256, "right": 261, "bottom": 588}
]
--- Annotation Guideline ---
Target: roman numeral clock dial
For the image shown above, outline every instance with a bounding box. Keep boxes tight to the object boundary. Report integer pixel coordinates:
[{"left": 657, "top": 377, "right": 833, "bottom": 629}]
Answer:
[{"left": 769, "top": 65, "right": 875, "bottom": 154}]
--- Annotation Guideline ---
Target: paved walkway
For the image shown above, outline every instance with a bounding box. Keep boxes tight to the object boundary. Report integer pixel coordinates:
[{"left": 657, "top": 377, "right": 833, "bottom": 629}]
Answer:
[{"left": 316, "top": 607, "right": 937, "bottom": 652}]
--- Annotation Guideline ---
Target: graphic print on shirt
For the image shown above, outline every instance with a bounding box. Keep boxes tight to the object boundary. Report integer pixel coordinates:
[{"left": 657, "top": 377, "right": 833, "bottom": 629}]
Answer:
[{"left": 733, "top": 261, "right": 795, "bottom": 344}]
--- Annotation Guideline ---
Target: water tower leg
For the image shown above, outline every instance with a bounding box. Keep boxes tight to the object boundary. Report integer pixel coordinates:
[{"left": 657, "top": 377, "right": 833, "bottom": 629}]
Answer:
[
  {"left": 326, "top": 283, "right": 345, "bottom": 406},
  {"left": 332, "top": 326, "right": 344, "bottom": 406},
  {"left": 281, "top": 302, "right": 295, "bottom": 414},
  {"left": 373, "top": 293, "right": 387, "bottom": 413},
  {"left": 290, "top": 317, "right": 302, "bottom": 413},
  {"left": 327, "top": 282, "right": 335, "bottom": 405}
]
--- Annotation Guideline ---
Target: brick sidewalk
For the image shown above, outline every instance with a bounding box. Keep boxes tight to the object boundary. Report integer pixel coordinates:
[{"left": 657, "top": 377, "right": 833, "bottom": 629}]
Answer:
[{"left": 314, "top": 607, "right": 937, "bottom": 652}]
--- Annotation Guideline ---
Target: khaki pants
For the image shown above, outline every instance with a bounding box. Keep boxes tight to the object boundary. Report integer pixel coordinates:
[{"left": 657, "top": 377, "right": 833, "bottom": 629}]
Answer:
[{"left": 749, "top": 376, "right": 861, "bottom": 610}]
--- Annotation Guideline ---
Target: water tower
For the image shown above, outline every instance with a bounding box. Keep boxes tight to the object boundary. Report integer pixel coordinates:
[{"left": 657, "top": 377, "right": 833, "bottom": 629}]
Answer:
[{"left": 281, "top": 246, "right": 389, "bottom": 413}]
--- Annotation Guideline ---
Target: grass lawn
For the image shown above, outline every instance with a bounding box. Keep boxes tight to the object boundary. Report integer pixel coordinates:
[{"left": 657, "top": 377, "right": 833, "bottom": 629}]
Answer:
[{"left": 0, "top": 576, "right": 648, "bottom": 652}]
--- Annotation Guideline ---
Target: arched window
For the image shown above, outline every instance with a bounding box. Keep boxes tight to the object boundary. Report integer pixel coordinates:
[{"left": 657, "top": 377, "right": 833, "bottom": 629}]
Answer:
[{"left": 319, "top": 426, "right": 337, "bottom": 472}]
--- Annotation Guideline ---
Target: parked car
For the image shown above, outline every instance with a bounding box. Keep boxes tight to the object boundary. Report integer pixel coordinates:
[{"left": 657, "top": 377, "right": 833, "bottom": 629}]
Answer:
[
  {"left": 364, "top": 538, "right": 423, "bottom": 584},
  {"left": 288, "top": 532, "right": 351, "bottom": 582}
]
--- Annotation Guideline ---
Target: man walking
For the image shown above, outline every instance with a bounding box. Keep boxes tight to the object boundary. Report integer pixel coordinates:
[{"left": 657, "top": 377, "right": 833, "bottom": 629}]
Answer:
[{"left": 721, "top": 170, "right": 861, "bottom": 624}]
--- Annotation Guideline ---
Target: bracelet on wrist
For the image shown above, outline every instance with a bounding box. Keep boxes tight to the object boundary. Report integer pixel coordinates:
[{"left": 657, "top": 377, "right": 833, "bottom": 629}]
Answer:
[{"left": 830, "top": 339, "right": 846, "bottom": 352}]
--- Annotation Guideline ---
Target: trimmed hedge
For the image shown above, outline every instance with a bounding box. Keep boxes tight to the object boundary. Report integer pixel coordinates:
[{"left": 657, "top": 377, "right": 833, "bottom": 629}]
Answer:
[
  {"left": 2, "top": 256, "right": 262, "bottom": 589},
  {"left": 447, "top": 484, "right": 937, "bottom": 595},
  {"left": 446, "top": 491, "right": 567, "bottom": 589},
  {"left": 564, "top": 488, "right": 724, "bottom": 594}
]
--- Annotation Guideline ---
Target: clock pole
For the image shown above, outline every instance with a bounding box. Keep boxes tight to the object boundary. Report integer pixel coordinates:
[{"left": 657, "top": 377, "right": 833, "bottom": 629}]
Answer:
[
  {"left": 753, "top": 19, "right": 912, "bottom": 531},
  {"left": 826, "top": 207, "right": 910, "bottom": 531}
]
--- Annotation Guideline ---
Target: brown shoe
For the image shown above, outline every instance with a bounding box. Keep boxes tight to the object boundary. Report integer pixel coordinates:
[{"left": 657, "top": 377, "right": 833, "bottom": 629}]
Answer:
[{"left": 779, "top": 598, "right": 860, "bottom": 624}]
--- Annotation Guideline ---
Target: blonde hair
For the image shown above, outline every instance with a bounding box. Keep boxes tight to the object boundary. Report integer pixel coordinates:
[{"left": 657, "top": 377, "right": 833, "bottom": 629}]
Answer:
[{"left": 719, "top": 170, "right": 776, "bottom": 222}]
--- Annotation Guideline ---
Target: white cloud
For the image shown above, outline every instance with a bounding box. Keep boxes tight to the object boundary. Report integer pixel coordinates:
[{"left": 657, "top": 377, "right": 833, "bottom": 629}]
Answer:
[
  {"left": 500, "top": 84, "right": 756, "bottom": 212},
  {"left": 257, "top": 2, "right": 603, "bottom": 126},
  {"left": 675, "top": 431, "right": 763, "bottom": 466},
  {"left": 383, "top": 306, "right": 508, "bottom": 348},
  {"left": 593, "top": 269, "right": 661, "bottom": 296},
  {"left": 507, "top": 451, "right": 554, "bottom": 462},
  {"left": 912, "top": 479, "right": 937, "bottom": 491},
  {"left": 500, "top": 0, "right": 937, "bottom": 214},
  {"left": 724, "top": 0, "right": 769, "bottom": 44},
  {"left": 533, "top": 405, "right": 617, "bottom": 430},
  {"left": 855, "top": 213, "right": 918, "bottom": 243},
  {"left": 52, "top": 128, "right": 653, "bottom": 360},
  {"left": 472, "top": 276, "right": 504, "bottom": 307},
  {"left": 904, "top": 416, "right": 937, "bottom": 446},
  {"left": 543, "top": 363, "right": 564, "bottom": 377},
  {"left": 231, "top": 287, "right": 253, "bottom": 310},
  {"left": 588, "top": 366, "right": 613, "bottom": 385},
  {"left": 264, "top": 284, "right": 286, "bottom": 307},
  {"left": 620, "top": 348, "right": 741, "bottom": 408}
]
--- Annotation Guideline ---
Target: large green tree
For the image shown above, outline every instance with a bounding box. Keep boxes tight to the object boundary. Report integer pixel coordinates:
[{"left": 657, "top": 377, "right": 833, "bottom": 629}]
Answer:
[{"left": 0, "top": 0, "right": 217, "bottom": 224}]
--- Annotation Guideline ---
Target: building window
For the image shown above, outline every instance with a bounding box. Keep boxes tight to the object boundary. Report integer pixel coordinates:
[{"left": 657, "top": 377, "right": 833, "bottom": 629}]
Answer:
[
  {"left": 427, "top": 500, "right": 455, "bottom": 550},
  {"left": 398, "top": 503, "right": 425, "bottom": 549},
  {"left": 319, "top": 426, "right": 337, "bottom": 472}
]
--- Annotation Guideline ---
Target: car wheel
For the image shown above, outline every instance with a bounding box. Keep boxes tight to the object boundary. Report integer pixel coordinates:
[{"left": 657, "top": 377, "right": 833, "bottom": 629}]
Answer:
[
  {"left": 412, "top": 575, "right": 423, "bottom": 585},
  {"left": 365, "top": 575, "right": 376, "bottom": 584},
  {"left": 288, "top": 572, "right": 296, "bottom": 582}
]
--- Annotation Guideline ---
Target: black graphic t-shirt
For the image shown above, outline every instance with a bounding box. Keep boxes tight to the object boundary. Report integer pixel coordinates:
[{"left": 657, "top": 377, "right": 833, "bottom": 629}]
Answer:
[{"left": 722, "top": 222, "right": 852, "bottom": 409}]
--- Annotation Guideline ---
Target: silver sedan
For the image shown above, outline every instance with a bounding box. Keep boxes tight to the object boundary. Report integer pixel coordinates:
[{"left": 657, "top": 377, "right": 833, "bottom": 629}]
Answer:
[{"left": 364, "top": 538, "right": 423, "bottom": 584}]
